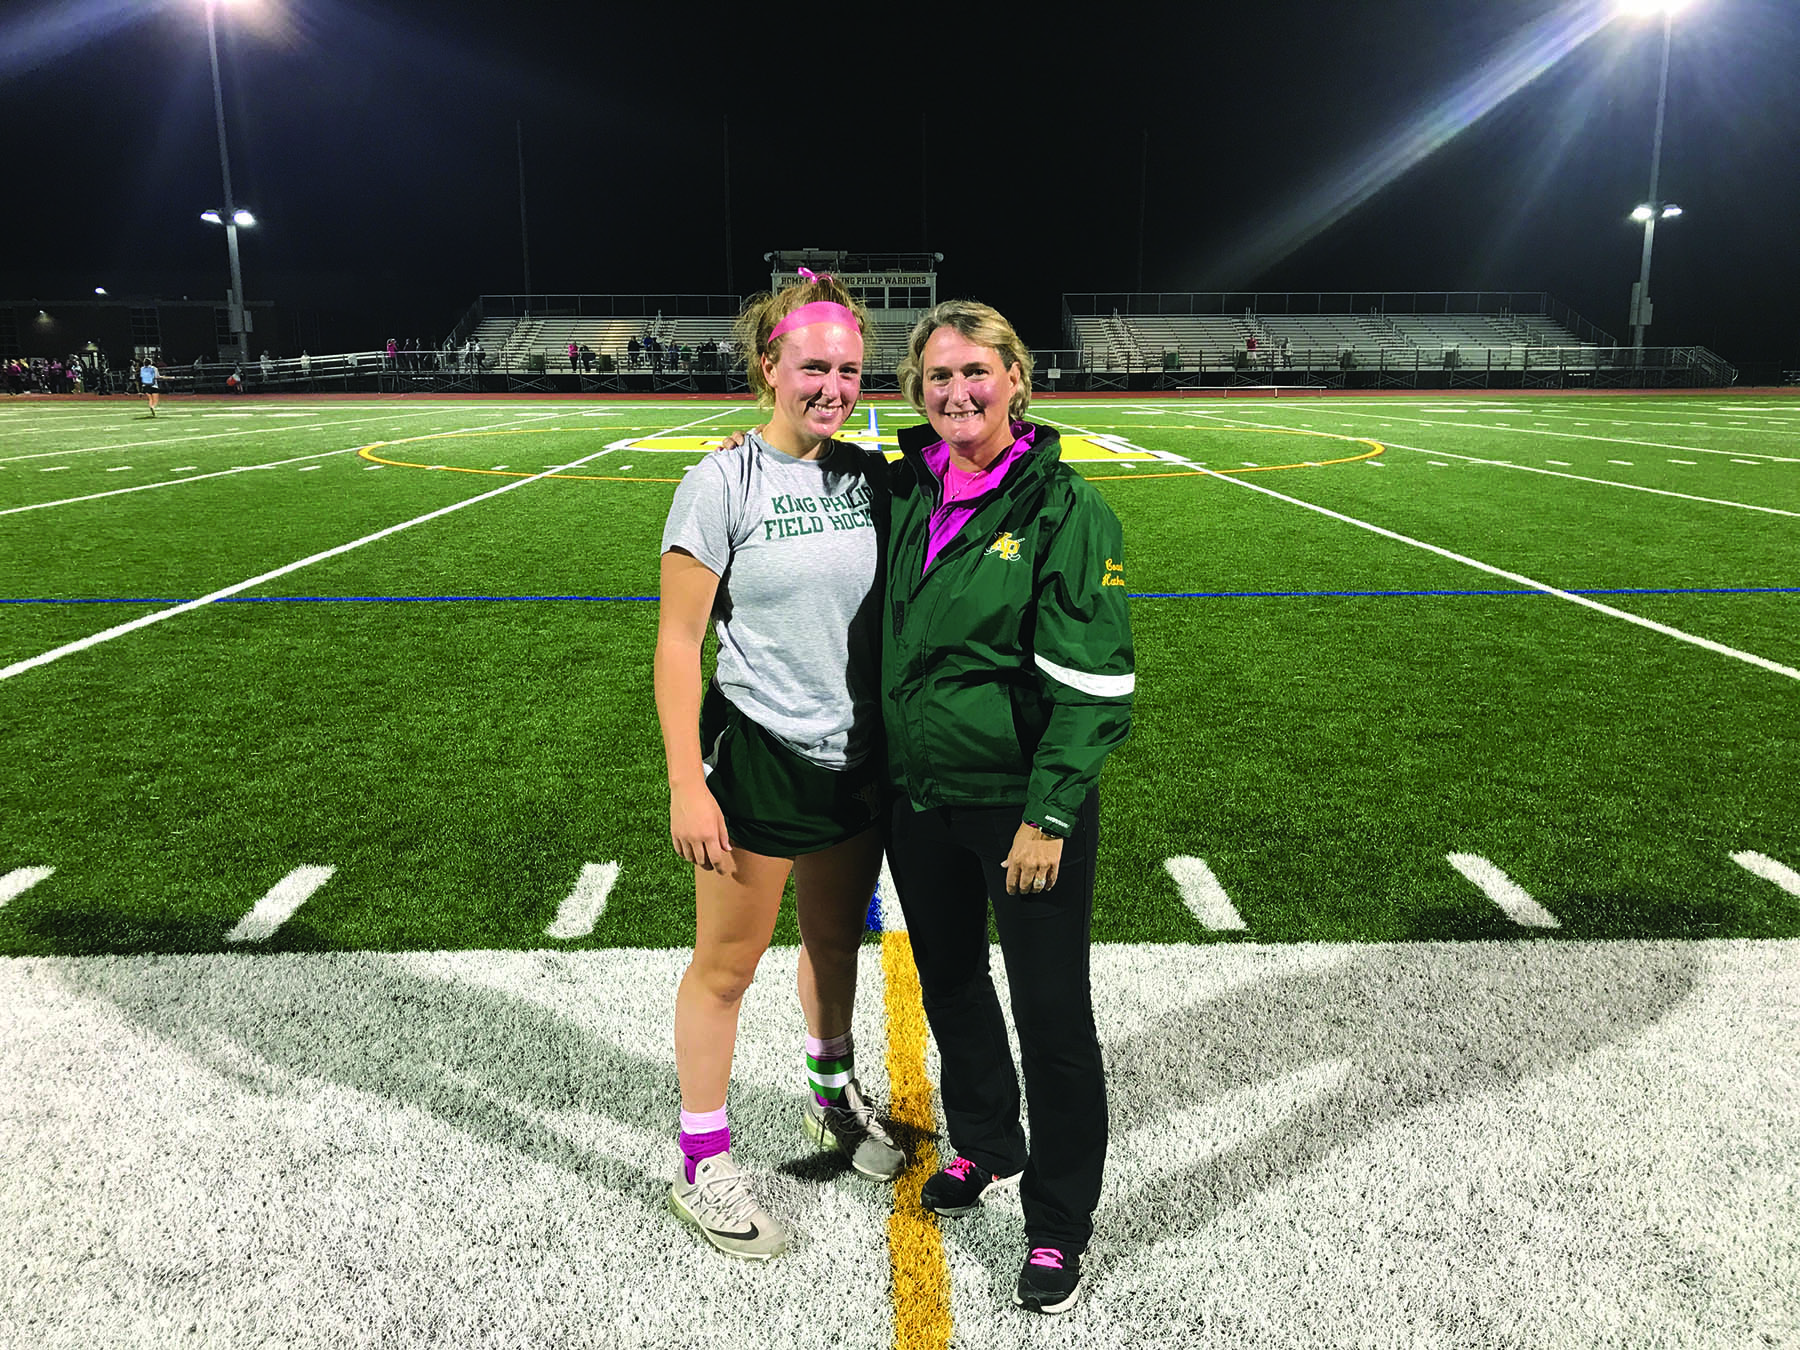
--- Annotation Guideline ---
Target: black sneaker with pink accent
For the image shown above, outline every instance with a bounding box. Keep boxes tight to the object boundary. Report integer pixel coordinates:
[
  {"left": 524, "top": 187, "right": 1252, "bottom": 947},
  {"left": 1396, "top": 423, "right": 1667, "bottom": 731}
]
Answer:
[
  {"left": 919, "top": 1154, "right": 1019, "bottom": 1217},
  {"left": 1014, "top": 1245, "right": 1082, "bottom": 1314}
]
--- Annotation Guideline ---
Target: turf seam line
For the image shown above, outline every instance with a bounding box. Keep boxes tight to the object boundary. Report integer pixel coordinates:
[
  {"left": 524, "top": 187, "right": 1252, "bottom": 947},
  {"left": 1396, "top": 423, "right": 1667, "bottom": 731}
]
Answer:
[
  {"left": 0, "top": 408, "right": 732, "bottom": 685},
  {"left": 1446, "top": 854, "right": 1561, "bottom": 929},
  {"left": 1199, "top": 464, "right": 1800, "bottom": 685}
]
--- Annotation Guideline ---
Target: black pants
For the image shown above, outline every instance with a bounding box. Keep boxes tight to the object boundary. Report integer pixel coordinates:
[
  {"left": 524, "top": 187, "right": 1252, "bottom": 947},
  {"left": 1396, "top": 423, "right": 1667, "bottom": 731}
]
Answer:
[{"left": 887, "top": 790, "right": 1105, "bottom": 1253}]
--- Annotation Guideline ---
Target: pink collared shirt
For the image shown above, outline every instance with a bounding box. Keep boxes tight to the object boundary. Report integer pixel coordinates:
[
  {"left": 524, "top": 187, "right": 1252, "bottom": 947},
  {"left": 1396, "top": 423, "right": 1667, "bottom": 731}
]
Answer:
[{"left": 921, "top": 423, "right": 1037, "bottom": 574}]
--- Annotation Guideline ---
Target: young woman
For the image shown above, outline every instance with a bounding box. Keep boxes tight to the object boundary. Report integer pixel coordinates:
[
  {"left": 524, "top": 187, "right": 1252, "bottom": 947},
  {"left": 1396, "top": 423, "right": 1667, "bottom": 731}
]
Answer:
[
  {"left": 886, "top": 300, "right": 1134, "bottom": 1314},
  {"left": 655, "top": 274, "right": 902, "bottom": 1261}
]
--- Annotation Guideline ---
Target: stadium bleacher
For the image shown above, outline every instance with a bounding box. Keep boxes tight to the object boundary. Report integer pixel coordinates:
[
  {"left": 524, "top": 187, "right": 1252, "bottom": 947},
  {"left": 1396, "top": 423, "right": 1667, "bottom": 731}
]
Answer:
[{"left": 1059, "top": 293, "right": 1630, "bottom": 377}]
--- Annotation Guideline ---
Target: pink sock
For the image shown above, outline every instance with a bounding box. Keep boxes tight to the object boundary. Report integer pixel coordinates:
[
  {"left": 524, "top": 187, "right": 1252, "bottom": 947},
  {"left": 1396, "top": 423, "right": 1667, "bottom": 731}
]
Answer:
[{"left": 678, "top": 1106, "right": 730, "bottom": 1184}]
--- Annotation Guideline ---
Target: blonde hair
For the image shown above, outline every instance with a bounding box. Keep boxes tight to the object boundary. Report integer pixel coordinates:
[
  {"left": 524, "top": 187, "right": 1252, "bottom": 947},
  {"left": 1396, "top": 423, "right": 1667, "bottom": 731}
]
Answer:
[
  {"left": 898, "top": 299, "right": 1034, "bottom": 421},
  {"left": 732, "top": 275, "right": 870, "bottom": 406}
]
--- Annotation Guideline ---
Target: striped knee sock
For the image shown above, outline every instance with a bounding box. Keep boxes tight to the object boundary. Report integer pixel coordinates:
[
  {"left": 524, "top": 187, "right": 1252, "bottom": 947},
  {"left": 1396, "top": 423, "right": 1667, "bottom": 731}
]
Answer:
[
  {"left": 806, "top": 1031, "right": 853, "bottom": 1108},
  {"left": 678, "top": 1106, "right": 730, "bottom": 1184}
]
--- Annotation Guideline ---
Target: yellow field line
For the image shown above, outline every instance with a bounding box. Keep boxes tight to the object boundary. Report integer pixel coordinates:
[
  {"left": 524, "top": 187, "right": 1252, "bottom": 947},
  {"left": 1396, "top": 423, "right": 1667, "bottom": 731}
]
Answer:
[
  {"left": 883, "top": 931, "right": 952, "bottom": 1350},
  {"left": 356, "top": 430, "right": 682, "bottom": 482},
  {"left": 1086, "top": 433, "right": 1385, "bottom": 480}
]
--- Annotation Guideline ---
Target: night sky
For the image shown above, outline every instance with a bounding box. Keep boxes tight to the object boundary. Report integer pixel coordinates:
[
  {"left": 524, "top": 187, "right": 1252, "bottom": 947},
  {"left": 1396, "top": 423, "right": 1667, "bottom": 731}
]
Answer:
[{"left": 3, "top": 0, "right": 1796, "bottom": 368}]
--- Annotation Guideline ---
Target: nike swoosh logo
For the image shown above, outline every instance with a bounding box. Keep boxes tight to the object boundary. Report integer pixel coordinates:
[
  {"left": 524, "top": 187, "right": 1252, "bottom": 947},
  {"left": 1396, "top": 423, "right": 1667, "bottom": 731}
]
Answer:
[{"left": 713, "top": 1221, "right": 759, "bottom": 1240}]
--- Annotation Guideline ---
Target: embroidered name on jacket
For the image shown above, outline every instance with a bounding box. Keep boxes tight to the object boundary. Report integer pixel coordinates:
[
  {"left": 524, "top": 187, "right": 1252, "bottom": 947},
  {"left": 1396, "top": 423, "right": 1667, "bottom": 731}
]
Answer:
[
  {"left": 986, "top": 532, "right": 1023, "bottom": 562},
  {"left": 1102, "top": 557, "right": 1126, "bottom": 586}
]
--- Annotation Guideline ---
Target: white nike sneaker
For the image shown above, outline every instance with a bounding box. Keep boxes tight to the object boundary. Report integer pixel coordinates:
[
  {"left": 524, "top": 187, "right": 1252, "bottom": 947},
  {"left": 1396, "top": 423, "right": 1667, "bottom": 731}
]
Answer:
[{"left": 668, "top": 1152, "right": 789, "bottom": 1260}]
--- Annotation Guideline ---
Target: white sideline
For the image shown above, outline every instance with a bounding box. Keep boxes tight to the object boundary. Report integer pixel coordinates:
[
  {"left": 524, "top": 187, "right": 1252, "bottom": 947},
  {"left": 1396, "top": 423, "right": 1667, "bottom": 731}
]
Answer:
[
  {"left": 544, "top": 863, "right": 620, "bottom": 940},
  {"left": 0, "top": 866, "right": 54, "bottom": 908},
  {"left": 0, "top": 409, "right": 731, "bottom": 686},
  {"left": 1201, "top": 464, "right": 1800, "bottom": 685},
  {"left": 0, "top": 446, "right": 362, "bottom": 516},
  {"left": 1164, "top": 856, "right": 1249, "bottom": 930},
  {"left": 1446, "top": 853, "right": 1560, "bottom": 928},
  {"left": 226, "top": 866, "right": 337, "bottom": 944},
  {"left": 1376, "top": 441, "right": 1800, "bottom": 519},
  {"left": 0, "top": 406, "right": 462, "bottom": 465},
  {"left": 1731, "top": 851, "right": 1800, "bottom": 898},
  {"left": 1331, "top": 410, "right": 1800, "bottom": 462}
]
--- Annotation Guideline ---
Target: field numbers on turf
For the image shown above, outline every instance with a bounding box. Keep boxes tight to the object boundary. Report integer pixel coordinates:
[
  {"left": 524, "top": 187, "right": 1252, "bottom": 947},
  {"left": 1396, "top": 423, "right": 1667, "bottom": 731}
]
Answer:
[
  {"left": 226, "top": 865, "right": 337, "bottom": 944},
  {"left": 544, "top": 862, "right": 621, "bottom": 940},
  {"left": 1446, "top": 853, "right": 1560, "bottom": 928},
  {"left": 1731, "top": 851, "right": 1800, "bottom": 899},
  {"left": 0, "top": 867, "right": 54, "bottom": 908},
  {"left": 1163, "top": 856, "right": 1248, "bottom": 931}
]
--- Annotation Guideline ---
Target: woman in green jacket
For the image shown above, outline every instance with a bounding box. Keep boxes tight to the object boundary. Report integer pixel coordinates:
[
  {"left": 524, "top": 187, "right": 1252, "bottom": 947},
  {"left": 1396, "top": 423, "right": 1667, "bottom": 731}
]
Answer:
[{"left": 886, "top": 300, "right": 1134, "bottom": 1315}]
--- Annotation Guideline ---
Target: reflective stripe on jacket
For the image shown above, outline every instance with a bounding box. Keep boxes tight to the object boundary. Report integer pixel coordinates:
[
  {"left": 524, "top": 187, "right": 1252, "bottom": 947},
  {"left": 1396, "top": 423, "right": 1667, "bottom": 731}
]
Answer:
[{"left": 883, "top": 421, "right": 1134, "bottom": 835}]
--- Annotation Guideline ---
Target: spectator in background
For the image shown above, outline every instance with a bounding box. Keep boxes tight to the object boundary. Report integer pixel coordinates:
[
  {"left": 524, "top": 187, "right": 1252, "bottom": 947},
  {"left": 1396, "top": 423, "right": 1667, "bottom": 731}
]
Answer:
[
  {"left": 139, "top": 356, "right": 161, "bottom": 416},
  {"left": 385, "top": 337, "right": 398, "bottom": 369},
  {"left": 569, "top": 340, "right": 580, "bottom": 373},
  {"left": 260, "top": 350, "right": 274, "bottom": 381},
  {"left": 628, "top": 334, "right": 642, "bottom": 369},
  {"left": 300, "top": 351, "right": 312, "bottom": 379}
]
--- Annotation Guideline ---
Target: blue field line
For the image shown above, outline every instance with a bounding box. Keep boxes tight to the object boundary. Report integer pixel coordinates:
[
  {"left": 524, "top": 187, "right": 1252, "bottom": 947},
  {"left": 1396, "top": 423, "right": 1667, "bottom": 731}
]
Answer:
[{"left": 4, "top": 586, "right": 1797, "bottom": 606}]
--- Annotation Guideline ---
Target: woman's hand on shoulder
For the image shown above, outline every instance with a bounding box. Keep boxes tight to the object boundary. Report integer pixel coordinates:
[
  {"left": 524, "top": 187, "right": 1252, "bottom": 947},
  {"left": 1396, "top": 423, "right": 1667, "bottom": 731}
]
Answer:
[
  {"left": 711, "top": 429, "right": 750, "bottom": 453},
  {"left": 670, "top": 780, "right": 734, "bottom": 873}
]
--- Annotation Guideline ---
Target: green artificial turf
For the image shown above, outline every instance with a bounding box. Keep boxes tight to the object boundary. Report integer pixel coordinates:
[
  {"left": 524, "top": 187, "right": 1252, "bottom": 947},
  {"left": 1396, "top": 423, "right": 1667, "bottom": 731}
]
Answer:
[{"left": 2, "top": 394, "right": 1796, "bottom": 954}]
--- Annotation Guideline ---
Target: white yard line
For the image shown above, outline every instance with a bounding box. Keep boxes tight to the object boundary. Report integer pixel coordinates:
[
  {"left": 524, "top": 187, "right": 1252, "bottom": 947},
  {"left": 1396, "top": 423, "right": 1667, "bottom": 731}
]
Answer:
[
  {"left": 543, "top": 863, "right": 621, "bottom": 940},
  {"left": 1, "top": 447, "right": 364, "bottom": 516},
  {"left": 1365, "top": 439, "right": 1800, "bottom": 519},
  {"left": 226, "top": 866, "right": 337, "bottom": 944},
  {"left": 1315, "top": 410, "right": 1799, "bottom": 462},
  {"left": 0, "top": 406, "right": 465, "bottom": 465},
  {"left": 0, "top": 866, "right": 54, "bottom": 908},
  {"left": 1445, "top": 854, "right": 1560, "bottom": 928},
  {"left": 1730, "top": 851, "right": 1800, "bottom": 899},
  {"left": 1190, "top": 458, "right": 1800, "bottom": 683},
  {"left": 0, "top": 408, "right": 733, "bottom": 685},
  {"left": 1164, "top": 856, "right": 1249, "bottom": 930}
]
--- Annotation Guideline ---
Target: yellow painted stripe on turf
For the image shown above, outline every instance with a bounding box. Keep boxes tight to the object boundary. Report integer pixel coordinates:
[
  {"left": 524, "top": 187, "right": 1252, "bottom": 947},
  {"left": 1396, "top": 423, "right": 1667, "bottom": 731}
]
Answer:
[
  {"left": 1086, "top": 433, "right": 1385, "bottom": 480},
  {"left": 883, "top": 931, "right": 952, "bottom": 1350},
  {"left": 356, "top": 430, "right": 683, "bottom": 482}
]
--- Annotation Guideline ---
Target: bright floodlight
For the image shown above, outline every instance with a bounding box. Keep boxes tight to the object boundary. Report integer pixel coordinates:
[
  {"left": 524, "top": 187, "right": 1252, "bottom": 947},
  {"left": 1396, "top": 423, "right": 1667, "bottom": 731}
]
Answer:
[
  {"left": 1616, "top": 0, "right": 1694, "bottom": 17},
  {"left": 1661, "top": 203, "right": 1683, "bottom": 217},
  {"left": 232, "top": 209, "right": 255, "bottom": 226},
  {"left": 1631, "top": 204, "right": 1656, "bottom": 221},
  {"left": 94, "top": 287, "right": 107, "bottom": 295},
  {"left": 201, "top": 209, "right": 223, "bottom": 224}
]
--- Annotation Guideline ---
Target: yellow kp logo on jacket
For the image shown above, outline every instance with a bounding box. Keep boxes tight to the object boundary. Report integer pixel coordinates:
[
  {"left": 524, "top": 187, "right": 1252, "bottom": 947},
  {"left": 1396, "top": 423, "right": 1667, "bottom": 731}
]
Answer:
[{"left": 986, "top": 532, "right": 1023, "bottom": 562}]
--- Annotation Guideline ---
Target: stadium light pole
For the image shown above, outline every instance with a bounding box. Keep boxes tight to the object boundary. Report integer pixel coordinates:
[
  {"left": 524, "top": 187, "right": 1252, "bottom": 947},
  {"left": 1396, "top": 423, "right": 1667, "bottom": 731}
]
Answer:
[
  {"left": 1620, "top": 0, "right": 1691, "bottom": 350},
  {"left": 203, "top": 0, "right": 252, "bottom": 364}
]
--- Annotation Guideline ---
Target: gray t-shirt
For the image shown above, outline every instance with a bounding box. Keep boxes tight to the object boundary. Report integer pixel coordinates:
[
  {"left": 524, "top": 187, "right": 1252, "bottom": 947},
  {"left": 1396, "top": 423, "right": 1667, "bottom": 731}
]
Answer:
[{"left": 661, "top": 432, "right": 883, "bottom": 769}]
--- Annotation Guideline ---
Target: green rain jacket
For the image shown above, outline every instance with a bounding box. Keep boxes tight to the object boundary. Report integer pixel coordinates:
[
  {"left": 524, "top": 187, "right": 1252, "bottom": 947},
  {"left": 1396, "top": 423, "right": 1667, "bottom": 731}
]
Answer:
[{"left": 883, "top": 421, "right": 1134, "bottom": 837}]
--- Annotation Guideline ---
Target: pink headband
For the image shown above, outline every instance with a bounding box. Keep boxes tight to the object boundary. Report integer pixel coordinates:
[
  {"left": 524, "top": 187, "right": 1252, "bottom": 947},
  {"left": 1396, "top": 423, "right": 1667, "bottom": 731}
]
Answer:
[{"left": 768, "top": 301, "right": 859, "bottom": 346}]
